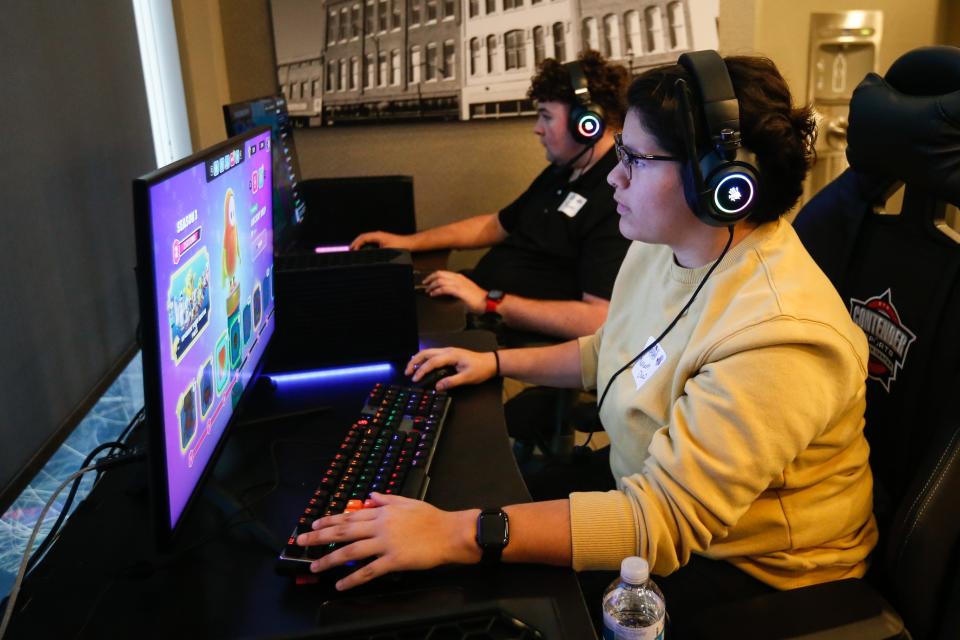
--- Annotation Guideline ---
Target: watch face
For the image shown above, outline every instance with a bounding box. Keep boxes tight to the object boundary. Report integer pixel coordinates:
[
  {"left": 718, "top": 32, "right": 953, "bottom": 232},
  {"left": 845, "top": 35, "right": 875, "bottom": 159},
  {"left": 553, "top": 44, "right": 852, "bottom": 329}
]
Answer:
[
  {"left": 487, "top": 289, "right": 505, "bottom": 302},
  {"left": 478, "top": 511, "right": 509, "bottom": 548}
]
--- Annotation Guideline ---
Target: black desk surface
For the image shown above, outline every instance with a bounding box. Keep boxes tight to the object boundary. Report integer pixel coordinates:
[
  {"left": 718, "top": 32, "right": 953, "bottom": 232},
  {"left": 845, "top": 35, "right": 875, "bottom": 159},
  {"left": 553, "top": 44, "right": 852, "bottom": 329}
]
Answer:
[
  {"left": 8, "top": 331, "right": 595, "bottom": 639},
  {"left": 413, "top": 250, "right": 467, "bottom": 334}
]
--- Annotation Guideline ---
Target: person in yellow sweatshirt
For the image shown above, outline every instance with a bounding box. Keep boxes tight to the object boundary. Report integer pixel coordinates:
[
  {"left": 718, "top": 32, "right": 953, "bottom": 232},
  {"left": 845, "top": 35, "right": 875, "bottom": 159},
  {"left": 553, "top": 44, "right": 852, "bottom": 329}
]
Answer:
[{"left": 295, "top": 52, "right": 878, "bottom": 624}]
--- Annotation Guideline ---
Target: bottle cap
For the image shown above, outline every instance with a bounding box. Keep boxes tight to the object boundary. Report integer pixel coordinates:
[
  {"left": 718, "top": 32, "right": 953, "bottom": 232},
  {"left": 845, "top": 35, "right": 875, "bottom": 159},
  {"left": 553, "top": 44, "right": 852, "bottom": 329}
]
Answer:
[{"left": 620, "top": 556, "right": 649, "bottom": 584}]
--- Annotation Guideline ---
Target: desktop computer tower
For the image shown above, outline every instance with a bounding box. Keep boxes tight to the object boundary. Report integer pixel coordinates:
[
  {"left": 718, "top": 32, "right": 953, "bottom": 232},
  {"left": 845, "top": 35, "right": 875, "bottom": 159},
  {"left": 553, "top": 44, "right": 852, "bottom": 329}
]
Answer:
[
  {"left": 299, "top": 175, "right": 416, "bottom": 247},
  {"left": 269, "top": 248, "right": 419, "bottom": 371}
]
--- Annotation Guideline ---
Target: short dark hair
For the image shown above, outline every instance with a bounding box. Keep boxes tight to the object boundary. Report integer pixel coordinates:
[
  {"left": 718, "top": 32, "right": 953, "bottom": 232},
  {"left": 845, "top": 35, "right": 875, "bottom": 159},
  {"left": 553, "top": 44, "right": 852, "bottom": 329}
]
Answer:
[
  {"left": 627, "top": 55, "right": 817, "bottom": 223},
  {"left": 528, "top": 50, "right": 629, "bottom": 129}
]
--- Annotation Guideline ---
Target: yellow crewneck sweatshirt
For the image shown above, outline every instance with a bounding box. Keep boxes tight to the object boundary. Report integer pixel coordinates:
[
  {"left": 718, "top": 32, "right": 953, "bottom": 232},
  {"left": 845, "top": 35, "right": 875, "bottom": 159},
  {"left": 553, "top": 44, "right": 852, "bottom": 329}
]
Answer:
[{"left": 570, "top": 218, "right": 878, "bottom": 589}]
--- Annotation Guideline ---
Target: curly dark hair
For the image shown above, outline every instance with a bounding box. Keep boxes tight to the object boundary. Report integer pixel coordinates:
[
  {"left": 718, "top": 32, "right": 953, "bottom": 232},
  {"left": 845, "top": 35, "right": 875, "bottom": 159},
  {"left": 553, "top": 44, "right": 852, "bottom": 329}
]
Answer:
[
  {"left": 627, "top": 56, "right": 817, "bottom": 223},
  {"left": 528, "top": 50, "right": 629, "bottom": 129}
]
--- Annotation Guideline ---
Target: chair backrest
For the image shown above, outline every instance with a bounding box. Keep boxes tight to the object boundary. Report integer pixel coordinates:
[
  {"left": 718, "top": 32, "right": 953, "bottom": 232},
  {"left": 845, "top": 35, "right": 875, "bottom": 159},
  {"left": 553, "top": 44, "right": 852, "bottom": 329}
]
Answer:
[{"left": 794, "top": 46, "right": 960, "bottom": 640}]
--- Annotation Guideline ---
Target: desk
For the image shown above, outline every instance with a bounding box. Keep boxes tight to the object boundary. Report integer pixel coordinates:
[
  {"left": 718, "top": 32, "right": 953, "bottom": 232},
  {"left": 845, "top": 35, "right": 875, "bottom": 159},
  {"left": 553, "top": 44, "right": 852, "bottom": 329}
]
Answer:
[
  {"left": 7, "top": 331, "right": 595, "bottom": 639},
  {"left": 413, "top": 250, "right": 467, "bottom": 334}
]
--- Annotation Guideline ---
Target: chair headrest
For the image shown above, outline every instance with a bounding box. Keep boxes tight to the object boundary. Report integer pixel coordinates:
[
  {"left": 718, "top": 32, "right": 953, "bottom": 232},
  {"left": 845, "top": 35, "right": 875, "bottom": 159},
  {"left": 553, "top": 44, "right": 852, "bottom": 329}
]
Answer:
[{"left": 846, "top": 46, "right": 960, "bottom": 207}]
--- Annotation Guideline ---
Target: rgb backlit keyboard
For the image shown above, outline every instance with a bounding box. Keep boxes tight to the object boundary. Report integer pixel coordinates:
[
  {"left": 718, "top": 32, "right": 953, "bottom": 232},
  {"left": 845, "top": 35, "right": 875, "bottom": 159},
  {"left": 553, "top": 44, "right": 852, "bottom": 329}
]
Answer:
[{"left": 277, "top": 382, "right": 451, "bottom": 574}]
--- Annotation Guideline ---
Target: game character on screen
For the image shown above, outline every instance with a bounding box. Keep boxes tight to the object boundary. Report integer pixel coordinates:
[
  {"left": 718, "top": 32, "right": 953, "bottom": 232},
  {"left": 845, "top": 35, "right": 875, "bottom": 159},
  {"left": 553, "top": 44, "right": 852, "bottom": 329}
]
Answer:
[{"left": 222, "top": 188, "right": 243, "bottom": 367}]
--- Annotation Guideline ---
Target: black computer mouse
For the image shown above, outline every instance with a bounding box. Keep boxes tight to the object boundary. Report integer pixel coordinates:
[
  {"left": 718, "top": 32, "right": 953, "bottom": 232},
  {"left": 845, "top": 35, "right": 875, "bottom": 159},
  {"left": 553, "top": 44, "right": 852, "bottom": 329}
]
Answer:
[
  {"left": 358, "top": 242, "right": 379, "bottom": 250},
  {"left": 415, "top": 366, "right": 456, "bottom": 390}
]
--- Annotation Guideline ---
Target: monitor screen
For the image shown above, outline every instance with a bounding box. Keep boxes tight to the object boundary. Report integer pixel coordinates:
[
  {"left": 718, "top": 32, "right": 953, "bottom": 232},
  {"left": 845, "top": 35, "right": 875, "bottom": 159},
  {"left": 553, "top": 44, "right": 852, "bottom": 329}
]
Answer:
[
  {"left": 223, "top": 96, "right": 306, "bottom": 253},
  {"left": 134, "top": 127, "right": 275, "bottom": 538}
]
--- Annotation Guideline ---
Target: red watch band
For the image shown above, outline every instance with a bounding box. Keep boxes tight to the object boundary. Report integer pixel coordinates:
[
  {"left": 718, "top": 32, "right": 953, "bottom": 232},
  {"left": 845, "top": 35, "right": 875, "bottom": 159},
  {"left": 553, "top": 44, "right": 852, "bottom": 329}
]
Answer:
[{"left": 485, "top": 297, "right": 502, "bottom": 314}]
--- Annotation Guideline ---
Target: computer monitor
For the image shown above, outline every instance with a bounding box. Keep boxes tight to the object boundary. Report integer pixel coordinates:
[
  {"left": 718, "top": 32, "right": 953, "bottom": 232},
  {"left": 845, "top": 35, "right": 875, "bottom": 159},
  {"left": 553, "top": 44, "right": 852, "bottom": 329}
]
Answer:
[
  {"left": 223, "top": 96, "right": 306, "bottom": 253},
  {"left": 133, "top": 126, "right": 275, "bottom": 544}
]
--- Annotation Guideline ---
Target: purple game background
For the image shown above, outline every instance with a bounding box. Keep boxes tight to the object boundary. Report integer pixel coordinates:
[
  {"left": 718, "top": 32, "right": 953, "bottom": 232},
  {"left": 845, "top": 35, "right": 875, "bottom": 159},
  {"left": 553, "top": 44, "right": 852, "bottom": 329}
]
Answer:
[{"left": 149, "top": 130, "right": 274, "bottom": 528}]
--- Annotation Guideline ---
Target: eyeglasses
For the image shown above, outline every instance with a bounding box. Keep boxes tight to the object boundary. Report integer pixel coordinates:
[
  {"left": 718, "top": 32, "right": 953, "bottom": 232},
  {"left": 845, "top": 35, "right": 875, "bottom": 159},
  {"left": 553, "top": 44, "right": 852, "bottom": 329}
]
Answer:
[{"left": 614, "top": 133, "right": 678, "bottom": 180}]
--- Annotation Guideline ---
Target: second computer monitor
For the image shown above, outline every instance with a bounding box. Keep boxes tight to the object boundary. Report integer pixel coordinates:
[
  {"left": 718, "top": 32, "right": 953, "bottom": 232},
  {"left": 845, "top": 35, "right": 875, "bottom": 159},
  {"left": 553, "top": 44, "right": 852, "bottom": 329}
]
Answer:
[{"left": 224, "top": 95, "right": 305, "bottom": 253}]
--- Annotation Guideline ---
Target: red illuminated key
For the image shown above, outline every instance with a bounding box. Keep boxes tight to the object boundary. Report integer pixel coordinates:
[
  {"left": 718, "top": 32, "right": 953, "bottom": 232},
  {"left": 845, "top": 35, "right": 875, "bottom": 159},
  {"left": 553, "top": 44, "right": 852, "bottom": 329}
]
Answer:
[{"left": 345, "top": 499, "right": 365, "bottom": 512}]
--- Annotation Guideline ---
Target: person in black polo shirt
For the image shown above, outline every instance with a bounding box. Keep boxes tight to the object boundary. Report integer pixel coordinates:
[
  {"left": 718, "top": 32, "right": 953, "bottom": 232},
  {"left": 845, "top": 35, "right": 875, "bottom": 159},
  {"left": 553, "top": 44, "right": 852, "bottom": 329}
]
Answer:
[{"left": 350, "top": 51, "right": 630, "bottom": 342}]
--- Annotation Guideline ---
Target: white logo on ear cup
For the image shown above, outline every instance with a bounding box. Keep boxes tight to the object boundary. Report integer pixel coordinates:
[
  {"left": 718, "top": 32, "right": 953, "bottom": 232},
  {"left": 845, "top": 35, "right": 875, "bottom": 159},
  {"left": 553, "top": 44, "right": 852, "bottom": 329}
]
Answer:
[
  {"left": 714, "top": 173, "right": 754, "bottom": 215},
  {"left": 577, "top": 114, "right": 601, "bottom": 139}
]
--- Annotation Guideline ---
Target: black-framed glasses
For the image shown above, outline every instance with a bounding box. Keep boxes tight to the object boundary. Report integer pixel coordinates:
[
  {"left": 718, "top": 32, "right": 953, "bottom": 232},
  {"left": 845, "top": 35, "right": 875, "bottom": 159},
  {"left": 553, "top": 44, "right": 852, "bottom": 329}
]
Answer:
[{"left": 614, "top": 133, "right": 678, "bottom": 180}]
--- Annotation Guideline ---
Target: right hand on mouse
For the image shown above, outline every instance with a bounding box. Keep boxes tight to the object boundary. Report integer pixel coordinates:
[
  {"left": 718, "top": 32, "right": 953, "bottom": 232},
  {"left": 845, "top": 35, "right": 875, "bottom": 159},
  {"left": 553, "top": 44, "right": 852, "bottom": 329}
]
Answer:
[
  {"left": 405, "top": 347, "right": 497, "bottom": 391},
  {"left": 349, "top": 230, "right": 413, "bottom": 251}
]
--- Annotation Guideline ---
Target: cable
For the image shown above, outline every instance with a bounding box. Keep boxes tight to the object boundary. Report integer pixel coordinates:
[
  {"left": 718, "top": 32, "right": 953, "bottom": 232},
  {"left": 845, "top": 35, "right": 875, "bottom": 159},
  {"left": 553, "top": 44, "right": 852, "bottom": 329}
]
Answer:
[
  {"left": 0, "top": 447, "right": 145, "bottom": 640},
  {"left": 0, "top": 466, "right": 95, "bottom": 639},
  {"left": 581, "top": 431, "right": 595, "bottom": 449},
  {"left": 24, "top": 441, "right": 128, "bottom": 573},
  {"left": 596, "top": 226, "right": 736, "bottom": 415},
  {"left": 26, "top": 409, "right": 145, "bottom": 572},
  {"left": 560, "top": 141, "right": 596, "bottom": 179},
  {"left": 114, "top": 407, "right": 145, "bottom": 451}
]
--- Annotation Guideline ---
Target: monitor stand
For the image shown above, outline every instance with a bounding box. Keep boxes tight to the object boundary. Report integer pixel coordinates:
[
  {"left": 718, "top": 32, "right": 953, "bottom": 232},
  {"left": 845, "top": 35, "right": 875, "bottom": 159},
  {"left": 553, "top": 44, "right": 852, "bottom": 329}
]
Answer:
[{"left": 202, "top": 480, "right": 281, "bottom": 554}]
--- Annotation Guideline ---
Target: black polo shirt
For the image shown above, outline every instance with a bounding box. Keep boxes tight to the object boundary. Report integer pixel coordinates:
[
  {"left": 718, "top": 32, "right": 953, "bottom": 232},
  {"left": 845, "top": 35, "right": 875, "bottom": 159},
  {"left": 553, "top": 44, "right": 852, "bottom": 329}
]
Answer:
[{"left": 469, "top": 147, "right": 629, "bottom": 301}]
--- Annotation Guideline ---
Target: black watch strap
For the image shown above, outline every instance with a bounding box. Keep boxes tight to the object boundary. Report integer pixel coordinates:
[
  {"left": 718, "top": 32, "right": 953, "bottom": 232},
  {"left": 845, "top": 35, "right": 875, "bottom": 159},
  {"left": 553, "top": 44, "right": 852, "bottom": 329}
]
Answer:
[{"left": 476, "top": 508, "right": 509, "bottom": 565}]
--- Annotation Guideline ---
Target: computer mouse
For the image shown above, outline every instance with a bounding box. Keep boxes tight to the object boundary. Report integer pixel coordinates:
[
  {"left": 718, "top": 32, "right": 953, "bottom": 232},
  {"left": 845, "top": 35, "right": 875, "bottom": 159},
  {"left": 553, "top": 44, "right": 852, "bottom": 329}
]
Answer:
[
  {"left": 358, "top": 242, "right": 380, "bottom": 250},
  {"left": 415, "top": 366, "right": 456, "bottom": 390}
]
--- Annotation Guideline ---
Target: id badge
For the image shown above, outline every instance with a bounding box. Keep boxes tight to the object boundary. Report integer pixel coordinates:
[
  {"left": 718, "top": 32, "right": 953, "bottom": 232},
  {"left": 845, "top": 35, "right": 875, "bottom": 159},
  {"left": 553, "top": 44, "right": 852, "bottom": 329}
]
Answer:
[
  {"left": 631, "top": 337, "right": 668, "bottom": 390},
  {"left": 558, "top": 191, "right": 587, "bottom": 217}
]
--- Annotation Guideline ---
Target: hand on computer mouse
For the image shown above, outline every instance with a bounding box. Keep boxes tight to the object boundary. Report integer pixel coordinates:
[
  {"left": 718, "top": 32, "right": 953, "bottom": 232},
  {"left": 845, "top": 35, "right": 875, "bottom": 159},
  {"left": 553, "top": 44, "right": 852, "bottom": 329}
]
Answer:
[
  {"left": 414, "top": 366, "right": 457, "bottom": 390},
  {"left": 420, "top": 270, "right": 487, "bottom": 314},
  {"left": 405, "top": 347, "right": 498, "bottom": 391},
  {"left": 349, "top": 230, "right": 413, "bottom": 251}
]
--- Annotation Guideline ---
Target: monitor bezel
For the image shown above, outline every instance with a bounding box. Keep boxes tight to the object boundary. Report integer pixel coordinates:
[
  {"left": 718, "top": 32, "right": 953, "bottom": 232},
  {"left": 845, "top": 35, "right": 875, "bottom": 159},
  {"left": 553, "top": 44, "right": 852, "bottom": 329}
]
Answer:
[{"left": 133, "top": 125, "right": 274, "bottom": 549}]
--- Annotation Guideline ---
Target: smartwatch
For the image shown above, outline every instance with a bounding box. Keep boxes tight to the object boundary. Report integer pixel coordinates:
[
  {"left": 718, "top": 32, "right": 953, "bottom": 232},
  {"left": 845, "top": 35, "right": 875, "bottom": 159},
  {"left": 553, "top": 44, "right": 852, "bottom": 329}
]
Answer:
[
  {"left": 485, "top": 289, "right": 505, "bottom": 314},
  {"left": 476, "top": 508, "right": 509, "bottom": 565}
]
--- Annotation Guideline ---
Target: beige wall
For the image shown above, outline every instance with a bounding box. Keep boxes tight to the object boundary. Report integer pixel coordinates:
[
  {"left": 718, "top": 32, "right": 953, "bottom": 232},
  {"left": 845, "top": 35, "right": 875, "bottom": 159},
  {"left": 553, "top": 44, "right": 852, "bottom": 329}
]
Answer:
[
  {"left": 720, "top": 0, "right": 945, "bottom": 98},
  {"left": 944, "top": 0, "right": 960, "bottom": 46},
  {"left": 219, "top": 0, "right": 278, "bottom": 102},
  {"left": 172, "top": 0, "right": 229, "bottom": 150},
  {"left": 173, "top": 0, "right": 277, "bottom": 151}
]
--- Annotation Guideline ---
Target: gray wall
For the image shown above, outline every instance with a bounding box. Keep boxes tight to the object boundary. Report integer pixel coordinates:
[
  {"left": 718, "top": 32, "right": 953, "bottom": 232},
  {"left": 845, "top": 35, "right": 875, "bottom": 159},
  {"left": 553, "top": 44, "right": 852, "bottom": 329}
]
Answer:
[{"left": 0, "top": 1, "right": 156, "bottom": 508}]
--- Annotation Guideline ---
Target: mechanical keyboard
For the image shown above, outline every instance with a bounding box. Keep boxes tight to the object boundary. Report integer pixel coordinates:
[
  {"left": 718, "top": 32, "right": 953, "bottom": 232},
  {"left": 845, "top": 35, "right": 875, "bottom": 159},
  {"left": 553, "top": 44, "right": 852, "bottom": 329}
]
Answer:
[{"left": 277, "top": 382, "right": 451, "bottom": 574}]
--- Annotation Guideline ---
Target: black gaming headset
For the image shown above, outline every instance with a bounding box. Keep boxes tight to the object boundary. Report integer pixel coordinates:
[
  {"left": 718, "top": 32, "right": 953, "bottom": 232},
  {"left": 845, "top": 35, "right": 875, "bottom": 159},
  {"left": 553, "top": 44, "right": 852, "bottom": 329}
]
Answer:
[
  {"left": 565, "top": 61, "right": 606, "bottom": 145},
  {"left": 676, "top": 50, "right": 760, "bottom": 226}
]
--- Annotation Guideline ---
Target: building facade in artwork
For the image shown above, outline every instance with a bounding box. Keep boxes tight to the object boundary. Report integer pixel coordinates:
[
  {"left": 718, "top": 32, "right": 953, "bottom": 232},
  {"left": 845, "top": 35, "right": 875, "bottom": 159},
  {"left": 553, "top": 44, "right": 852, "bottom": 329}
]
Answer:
[{"left": 274, "top": 0, "right": 716, "bottom": 124}]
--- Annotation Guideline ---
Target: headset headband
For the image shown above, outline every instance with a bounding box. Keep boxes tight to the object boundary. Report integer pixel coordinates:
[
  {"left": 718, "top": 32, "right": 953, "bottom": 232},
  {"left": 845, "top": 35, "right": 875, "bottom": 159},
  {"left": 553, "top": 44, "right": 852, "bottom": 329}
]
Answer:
[
  {"left": 678, "top": 51, "right": 743, "bottom": 154},
  {"left": 567, "top": 61, "right": 592, "bottom": 108}
]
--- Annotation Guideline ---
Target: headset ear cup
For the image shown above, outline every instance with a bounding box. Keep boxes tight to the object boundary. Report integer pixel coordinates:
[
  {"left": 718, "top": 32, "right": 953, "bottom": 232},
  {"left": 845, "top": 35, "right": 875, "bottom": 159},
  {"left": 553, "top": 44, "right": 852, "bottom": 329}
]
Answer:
[
  {"left": 568, "top": 104, "right": 605, "bottom": 145},
  {"left": 700, "top": 151, "right": 760, "bottom": 225}
]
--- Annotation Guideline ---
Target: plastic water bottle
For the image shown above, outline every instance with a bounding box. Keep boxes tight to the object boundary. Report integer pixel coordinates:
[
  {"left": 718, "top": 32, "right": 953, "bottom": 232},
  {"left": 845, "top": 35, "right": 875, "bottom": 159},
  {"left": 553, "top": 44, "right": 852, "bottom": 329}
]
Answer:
[{"left": 602, "top": 556, "right": 666, "bottom": 640}]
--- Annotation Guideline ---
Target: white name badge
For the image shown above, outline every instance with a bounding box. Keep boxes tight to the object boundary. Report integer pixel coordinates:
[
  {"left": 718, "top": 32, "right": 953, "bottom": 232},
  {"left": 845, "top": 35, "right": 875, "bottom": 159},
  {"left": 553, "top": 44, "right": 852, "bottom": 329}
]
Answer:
[
  {"left": 558, "top": 191, "right": 587, "bottom": 217},
  {"left": 631, "top": 336, "right": 668, "bottom": 390}
]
